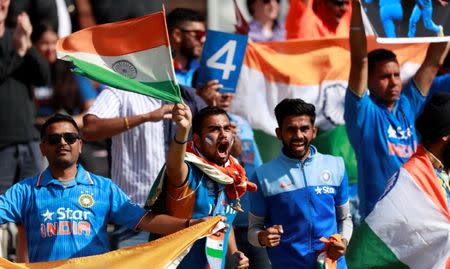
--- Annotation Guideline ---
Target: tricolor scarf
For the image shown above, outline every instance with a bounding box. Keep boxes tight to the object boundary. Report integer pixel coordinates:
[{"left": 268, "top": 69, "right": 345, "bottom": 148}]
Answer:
[{"left": 186, "top": 142, "right": 257, "bottom": 209}]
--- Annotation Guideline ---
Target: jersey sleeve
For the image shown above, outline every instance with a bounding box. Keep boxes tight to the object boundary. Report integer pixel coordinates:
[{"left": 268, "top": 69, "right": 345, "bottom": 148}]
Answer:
[
  {"left": 249, "top": 172, "right": 266, "bottom": 218},
  {"left": 108, "top": 182, "right": 146, "bottom": 230},
  {"left": 401, "top": 79, "right": 426, "bottom": 118},
  {"left": 335, "top": 169, "right": 349, "bottom": 207},
  {"left": 86, "top": 88, "right": 121, "bottom": 118},
  {"left": 344, "top": 88, "right": 376, "bottom": 148},
  {"left": 75, "top": 74, "right": 98, "bottom": 102},
  {"left": 0, "top": 183, "right": 28, "bottom": 224}
]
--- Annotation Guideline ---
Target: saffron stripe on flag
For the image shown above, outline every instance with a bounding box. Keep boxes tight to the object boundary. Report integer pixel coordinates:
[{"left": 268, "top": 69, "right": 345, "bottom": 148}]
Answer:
[
  {"left": 57, "top": 12, "right": 169, "bottom": 56},
  {"left": 70, "top": 56, "right": 182, "bottom": 103}
]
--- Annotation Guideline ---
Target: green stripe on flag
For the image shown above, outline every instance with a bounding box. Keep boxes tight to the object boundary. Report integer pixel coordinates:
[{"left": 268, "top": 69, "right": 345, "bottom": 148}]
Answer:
[
  {"left": 206, "top": 247, "right": 223, "bottom": 259},
  {"left": 347, "top": 221, "right": 409, "bottom": 269},
  {"left": 69, "top": 56, "right": 182, "bottom": 103}
]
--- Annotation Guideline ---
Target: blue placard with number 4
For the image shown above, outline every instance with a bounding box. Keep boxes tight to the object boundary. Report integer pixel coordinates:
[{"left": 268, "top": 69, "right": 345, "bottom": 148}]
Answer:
[{"left": 196, "top": 30, "right": 248, "bottom": 93}]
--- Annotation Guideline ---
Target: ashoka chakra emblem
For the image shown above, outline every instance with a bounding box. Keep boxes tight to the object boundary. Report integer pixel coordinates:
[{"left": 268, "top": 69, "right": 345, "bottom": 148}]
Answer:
[{"left": 112, "top": 60, "right": 137, "bottom": 79}]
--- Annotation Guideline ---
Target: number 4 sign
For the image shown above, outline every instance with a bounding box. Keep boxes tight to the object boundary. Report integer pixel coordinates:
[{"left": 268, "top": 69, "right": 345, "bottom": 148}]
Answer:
[{"left": 196, "top": 30, "right": 248, "bottom": 93}]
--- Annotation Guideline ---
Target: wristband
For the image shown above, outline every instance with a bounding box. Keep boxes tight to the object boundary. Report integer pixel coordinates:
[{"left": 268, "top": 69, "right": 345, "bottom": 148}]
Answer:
[
  {"left": 174, "top": 135, "right": 189, "bottom": 145},
  {"left": 124, "top": 116, "right": 130, "bottom": 130},
  {"left": 185, "top": 218, "right": 191, "bottom": 228}
]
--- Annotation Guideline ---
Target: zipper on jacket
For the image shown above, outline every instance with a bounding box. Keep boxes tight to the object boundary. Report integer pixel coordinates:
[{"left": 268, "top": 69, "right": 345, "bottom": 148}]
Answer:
[{"left": 300, "top": 160, "right": 313, "bottom": 251}]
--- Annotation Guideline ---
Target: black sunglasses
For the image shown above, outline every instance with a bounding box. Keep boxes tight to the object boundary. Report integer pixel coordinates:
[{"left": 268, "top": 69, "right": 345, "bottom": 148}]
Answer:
[
  {"left": 333, "top": 0, "right": 349, "bottom": 6},
  {"left": 263, "top": 0, "right": 280, "bottom": 3},
  {"left": 45, "top": 133, "right": 80, "bottom": 145}
]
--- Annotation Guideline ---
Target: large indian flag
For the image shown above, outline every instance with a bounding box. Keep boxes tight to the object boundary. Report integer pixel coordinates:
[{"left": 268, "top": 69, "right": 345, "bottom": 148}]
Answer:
[
  {"left": 0, "top": 217, "right": 222, "bottom": 269},
  {"left": 346, "top": 146, "right": 450, "bottom": 269},
  {"left": 56, "top": 11, "right": 182, "bottom": 103},
  {"left": 230, "top": 37, "right": 428, "bottom": 181}
]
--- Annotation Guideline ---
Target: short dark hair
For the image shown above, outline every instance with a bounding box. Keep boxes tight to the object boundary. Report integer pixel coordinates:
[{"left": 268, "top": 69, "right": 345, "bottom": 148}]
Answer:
[
  {"left": 368, "top": 49, "right": 398, "bottom": 76},
  {"left": 31, "top": 20, "right": 56, "bottom": 43},
  {"left": 274, "top": 98, "right": 316, "bottom": 127},
  {"left": 40, "top": 113, "right": 79, "bottom": 139},
  {"left": 246, "top": 0, "right": 257, "bottom": 16},
  {"left": 192, "top": 106, "right": 230, "bottom": 135},
  {"left": 166, "top": 8, "right": 204, "bottom": 33}
]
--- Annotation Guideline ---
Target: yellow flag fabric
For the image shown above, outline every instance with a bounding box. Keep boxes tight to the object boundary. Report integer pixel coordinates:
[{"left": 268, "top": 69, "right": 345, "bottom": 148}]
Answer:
[{"left": 0, "top": 217, "right": 221, "bottom": 269}]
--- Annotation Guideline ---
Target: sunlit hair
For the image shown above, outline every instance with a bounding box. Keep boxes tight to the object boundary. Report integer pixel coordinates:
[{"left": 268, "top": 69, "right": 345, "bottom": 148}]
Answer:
[
  {"left": 166, "top": 8, "right": 205, "bottom": 33},
  {"left": 274, "top": 98, "right": 316, "bottom": 127},
  {"left": 192, "top": 106, "right": 230, "bottom": 135},
  {"left": 40, "top": 113, "right": 79, "bottom": 139},
  {"left": 368, "top": 49, "right": 398, "bottom": 76}
]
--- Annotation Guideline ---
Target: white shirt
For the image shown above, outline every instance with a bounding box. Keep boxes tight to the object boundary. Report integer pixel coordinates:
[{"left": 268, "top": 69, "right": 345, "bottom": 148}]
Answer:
[{"left": 87, "top": 88, "right": 165, "bottom": 206}]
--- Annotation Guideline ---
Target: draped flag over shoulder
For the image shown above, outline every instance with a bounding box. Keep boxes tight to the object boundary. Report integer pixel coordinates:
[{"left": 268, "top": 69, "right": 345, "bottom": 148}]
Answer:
[
  {"left": 230, "top": 37, "right": 428, "bottom": 168},
  {"left": 0, "top": 217, "right": 222, "bottom": 269},
  {"left": 346, "top": 146, "right": 450, "bottom": 269},
  {"left": 56, "top": 11, "right": 182, "bottom": 103}
]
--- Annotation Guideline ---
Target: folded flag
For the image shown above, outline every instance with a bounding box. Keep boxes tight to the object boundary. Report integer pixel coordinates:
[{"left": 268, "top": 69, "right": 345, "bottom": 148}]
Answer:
[
  {"left": 0, "top": 217, "right": 222, "bottom": 269},
  {"left": 56, "top": 11, "right": 182, "bottom": 103},
  {"left": 346, "top": 146, "right": 450, "bottom": 269}
]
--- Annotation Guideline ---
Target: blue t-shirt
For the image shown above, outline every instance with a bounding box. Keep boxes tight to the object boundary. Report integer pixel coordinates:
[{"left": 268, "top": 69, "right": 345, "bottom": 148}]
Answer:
[
  {"left": 0, "top": 165, "right": 146, "bottom": 262},
  {"left": 428, "top": 73, "right": 450, "bottom": 101},
  {"left": 344, "top": 80, "right": 425, "bottom": 218},
  {"left": 227, "top": 113, "right": 263, "bottom": 228},
  {"left": 166, "top": 163, "right": 238, "bottom": 269},
  {"left": 175, "top": 60, "right": 199, "bottom": 87},
  {"left": 250, "top": 146, "right": 348, "bottom": 269}
]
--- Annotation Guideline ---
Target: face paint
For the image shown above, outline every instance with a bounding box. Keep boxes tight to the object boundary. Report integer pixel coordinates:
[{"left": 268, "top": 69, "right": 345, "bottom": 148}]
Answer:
[{"left": 205, "top": 135, "right": 214, "bottom": 145}]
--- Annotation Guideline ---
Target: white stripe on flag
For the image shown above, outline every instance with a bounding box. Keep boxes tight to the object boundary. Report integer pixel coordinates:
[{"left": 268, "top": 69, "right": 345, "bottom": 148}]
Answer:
[{"left": 57, "top": 45, "right": 175, "bottom": 83}]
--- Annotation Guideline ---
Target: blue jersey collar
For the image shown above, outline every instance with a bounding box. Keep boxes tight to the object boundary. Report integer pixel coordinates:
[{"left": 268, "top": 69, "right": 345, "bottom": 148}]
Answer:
[
  {"left": 279, "top": 145, "right": 317, "bottom": 165},
  {"left": 36, "top": 165, "right": 94, "bottom": 187}
]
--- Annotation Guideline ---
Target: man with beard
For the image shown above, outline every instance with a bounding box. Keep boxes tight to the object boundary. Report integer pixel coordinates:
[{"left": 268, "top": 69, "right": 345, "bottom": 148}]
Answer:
[
  {"left": 166, "top": 8, "right": 221, "bottom": 106},
  {"left": 345, "top": 0, "right": 450, "bottom": 218},
  {"left": 160, "top": 104, "right": 250, "bottom": 269},
  {"left": 248, "top": 98, "right": 353, "bottom": 268},
  {"left": 0, "top": 114, "right": 206, "bottom": 262}
]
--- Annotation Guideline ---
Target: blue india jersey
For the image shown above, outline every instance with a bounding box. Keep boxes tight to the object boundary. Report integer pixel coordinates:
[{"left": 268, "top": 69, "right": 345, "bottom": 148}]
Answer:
[
  {"left": 344, "top": 80, "right": 425, "bottom": 218},
  {"left": 0, "top": 165, "right": 146, "bottom": 262},
  {"left": 166, "top": 163, "right": 238, "bottom": 269}
]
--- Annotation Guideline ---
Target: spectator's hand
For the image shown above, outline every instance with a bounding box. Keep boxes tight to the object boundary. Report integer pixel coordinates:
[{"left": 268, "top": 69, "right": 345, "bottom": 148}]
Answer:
[
  {"left": 146, "top": 104, "right": 174, "bottom": 122},
  {"left": 13, "top": 12, "right": 32, "bottom": 57},
  {"left": 438, "top": 0, "right": 448, "bottom": 6},
  {"left": 326, "top": 238, "right": 347, "bottom": 260},
  {"left": 196, "top": 80, "right": 223, "bottom": 106},
  {"left": 230, "top": 251, "right": 249, "bottom": 269},
  {"left": 172, "top": 103, "right": 192, "bottom": 132},
  {"left": 258, "top": 225, "right": 283, "bottom": 247}
]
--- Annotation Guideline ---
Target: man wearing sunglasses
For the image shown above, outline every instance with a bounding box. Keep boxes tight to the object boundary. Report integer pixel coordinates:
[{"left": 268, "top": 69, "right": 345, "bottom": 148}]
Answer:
[
  {"left": 166, "top": 8, "right": 221, "bottom": 107},
  {"left": 0, "top": 114, "right": 206, "bottom": 263}
]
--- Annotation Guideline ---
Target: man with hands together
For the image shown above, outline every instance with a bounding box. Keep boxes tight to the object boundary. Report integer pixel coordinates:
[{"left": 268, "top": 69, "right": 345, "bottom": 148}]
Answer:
[{"left": 248, "top": 99, "right": 352, "bottom": 268}]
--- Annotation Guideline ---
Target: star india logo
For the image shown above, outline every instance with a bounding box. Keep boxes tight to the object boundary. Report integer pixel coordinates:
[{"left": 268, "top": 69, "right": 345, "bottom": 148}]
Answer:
[{"left": 79, "top": 193, "right": 95, "bottom": 208}]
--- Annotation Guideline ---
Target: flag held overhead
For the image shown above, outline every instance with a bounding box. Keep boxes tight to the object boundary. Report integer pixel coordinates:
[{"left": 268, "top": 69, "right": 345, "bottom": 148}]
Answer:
[{"left": 56, "top": 11, "right": 182, "bottom": 103}]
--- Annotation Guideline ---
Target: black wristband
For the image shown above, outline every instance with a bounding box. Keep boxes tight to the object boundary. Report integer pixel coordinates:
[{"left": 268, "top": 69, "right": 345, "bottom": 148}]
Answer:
[{"left": 174, "top": 135, "right": 188, "bottom": 145}]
